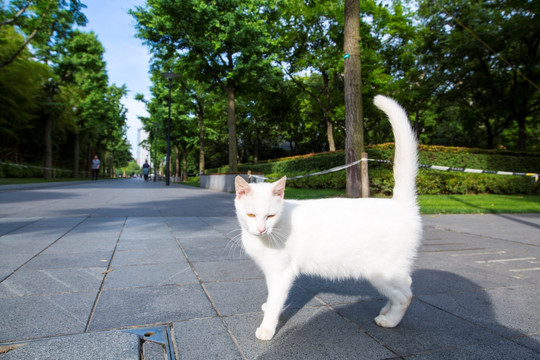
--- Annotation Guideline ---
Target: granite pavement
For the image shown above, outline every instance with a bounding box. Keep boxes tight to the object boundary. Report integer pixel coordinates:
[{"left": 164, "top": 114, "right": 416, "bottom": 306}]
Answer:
[{"left": 0, "top": 179, "right": 538, "bottom": 359}]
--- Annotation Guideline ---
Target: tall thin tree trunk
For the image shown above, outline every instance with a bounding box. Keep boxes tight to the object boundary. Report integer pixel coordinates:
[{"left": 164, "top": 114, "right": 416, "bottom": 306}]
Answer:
[
  {"left": 322, "top": 71, "right": 336, "bottom": 152},
  {"left": 109, "top": 154, "right": 114, "bottom": 178},
  {"left": 73, "top": 131, "right": 79, "bottom": 178},
  {"left": 44, "top": 114, "right": 53, "bottom": 179},
  {"left": 517, "top": 117, "right": 526, "bottom": 151},
  {"left": 182, "top": 149, "right": 188, "bottom": 182},
  {"left": 198, "top": 112, "right": 205, "bottom": 174},
  {"left": 226, "top": 81, "right": 238, "bottom": 172},
  {"left": 344, "top": 0, "right": 364, "bottom": 197},
  {"left": 175, "top": 146, "right": 180, "bottom": 179}
]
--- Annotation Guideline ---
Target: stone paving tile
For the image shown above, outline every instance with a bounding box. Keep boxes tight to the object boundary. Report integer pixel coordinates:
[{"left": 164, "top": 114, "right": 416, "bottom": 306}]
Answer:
[
  {"left": 44, "top": 236, "right": 119, "bottom": 254},
  {"left": 115, "top": 236, "right": 178, "bottom": 251},
  {"left": 88, "top": 284, "right": 216, "bottom": 331},
  {"left": 194, "top": 259, "right": 263, "bottom": 283},
  {"left": 200, "top": 217, "right": 240, "bottom": 237},
  {"left": 173, "top": 318, "right": 243, "bottom": 360},
  {"left": 335, "top": 299, "right": 500, "bottom": 357},
  {"left": 103, "top": 263, "right": 198, "bottom": 289},
  {"left": 111, "top": 248, "right": 187, "bottom": 267},
  {"left": 0, "top": 254, "right": 34, "bottom": 271},
  {"left": 0, "top": 267, "right": 105, "bottom": 297},
  {"left": 166, "top": 217, "right": 226, "bottom": 238},
  {"left": 405, "top": 338, "right": 540, "bottom": 359},
  {"left": 178, "top": 235, "right": 238, "bottom": 250},
  {"left": 294, "top": 275, "right": 383, "bottom": 305},
  {"left": 21, "top": 251, "right": 114, "bottom": 270},
  {"left": 205, "top": 279, "right": 321, "bottom": 317},
  {"left": 0, "top": 330, "right": 140, "bottom": 360},
  {"left": 513, "top": 334, "right": 540, "bottom": 353},
  {"left": 182, "top": 244, "right": 249, "bottom": 262},
  {"left": 411, "top": 267, "right": 526, "bottom": 297},
  {"left": 1, "top": 182, "right": 539, "bottom": 360},
  {"left": 423, "top": 214, "right": 540, "bottom": 245},
  {"left": 418, "top": 285, "right": 540, "bottom": 337},
  {"left": 0, "top": 236, "right": 54, "bottom": 255},
  {"left": 224, "top": 307, "right": 395, "bottom": 360},
  {"left": 0, "top": 292, "right": 97, "bottom": 342},
  {"left": 0, "top": 217, "right": 41, "bottom": 236},
  {"left": 0, "top": 271, "right": 11, "bottom": 282}
]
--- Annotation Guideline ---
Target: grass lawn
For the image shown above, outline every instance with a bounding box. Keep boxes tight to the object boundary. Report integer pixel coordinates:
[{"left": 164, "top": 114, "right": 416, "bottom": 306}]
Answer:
[
  {"left": 418, "top": 194, "right": 540, "bottom": 214},
  {"left": 282, "top": 187, "right": 540, "bottom": 214}
]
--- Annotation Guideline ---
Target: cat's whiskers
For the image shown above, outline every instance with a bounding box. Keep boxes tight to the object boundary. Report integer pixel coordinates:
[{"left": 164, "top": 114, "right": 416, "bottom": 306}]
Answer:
[
  {"left": 265, "top": 229, "right": 287, "bottom": 249},
  {"left": 226, "top": 230, "right": 246, "bottom": 259}
]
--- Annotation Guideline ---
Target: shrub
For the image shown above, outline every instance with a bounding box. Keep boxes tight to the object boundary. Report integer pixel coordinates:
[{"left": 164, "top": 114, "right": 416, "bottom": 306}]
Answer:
[
  {"left": 206, "top": 145, "right": 539, "bottom": 195},
  {"left": 0, "top": 162, "right": 73, "bottom": 178}
]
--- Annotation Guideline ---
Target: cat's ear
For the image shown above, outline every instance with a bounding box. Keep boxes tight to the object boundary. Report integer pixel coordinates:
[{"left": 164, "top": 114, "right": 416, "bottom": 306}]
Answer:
[
  {"left": 272, "top": 176, "right": 286, "bottom": 198},
  {"left": 235, "top": 176, "right": 251, "bottom": 199}
]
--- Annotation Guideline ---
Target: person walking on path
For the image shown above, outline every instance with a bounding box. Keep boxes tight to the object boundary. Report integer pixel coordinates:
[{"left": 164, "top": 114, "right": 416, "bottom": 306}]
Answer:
[
  {"left": 142, "top": 160, "right": 150, "bottom": 181},
  {"left": 91, "top": 155, "right": 101, "bottom": 181}
]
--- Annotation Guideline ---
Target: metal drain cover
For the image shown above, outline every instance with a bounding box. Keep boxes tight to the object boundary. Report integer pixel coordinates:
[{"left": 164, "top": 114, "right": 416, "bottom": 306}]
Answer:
[{"left": 124, "top": 326, "right": 175, "bottom": 360}]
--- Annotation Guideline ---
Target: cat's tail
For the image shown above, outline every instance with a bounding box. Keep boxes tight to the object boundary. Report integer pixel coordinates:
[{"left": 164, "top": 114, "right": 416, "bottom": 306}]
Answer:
[{"left": 373, "top": 95, "right": 418, "bottom": 206}]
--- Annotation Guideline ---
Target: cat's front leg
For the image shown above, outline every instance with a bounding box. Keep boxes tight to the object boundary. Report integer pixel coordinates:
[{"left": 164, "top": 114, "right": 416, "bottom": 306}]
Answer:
[{"left": 257, "top": 269, "right": 295, "bottom": 341}]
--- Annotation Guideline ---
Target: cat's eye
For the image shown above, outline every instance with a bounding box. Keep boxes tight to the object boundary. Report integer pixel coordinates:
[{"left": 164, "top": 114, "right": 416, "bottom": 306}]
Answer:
[
  {"left": 247, "top": 213, "right": 256, "bottom": 218},
  {"left": 267, "top": 215, "right": 275, "bottom": 219}
]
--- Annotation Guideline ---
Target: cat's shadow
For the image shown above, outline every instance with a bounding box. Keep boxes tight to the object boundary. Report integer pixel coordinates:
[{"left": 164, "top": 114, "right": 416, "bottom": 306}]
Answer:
[
  {"left": 284, "top": 274, "right": 383, "bottom": 323},
  {"left": 270, "top": 269, "right": 540, "bottom": 357}
]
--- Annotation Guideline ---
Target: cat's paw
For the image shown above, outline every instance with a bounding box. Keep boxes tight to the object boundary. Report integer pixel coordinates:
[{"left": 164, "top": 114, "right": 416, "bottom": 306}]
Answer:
[
  {"left": 261, "top": 303, "right": 267, "bottom": 312},
  {"left": 374, "top": 315, "right": 399, "bottom": 328},
  {"left": 256, "top": 327, "right": 275, "bottom": 341}
]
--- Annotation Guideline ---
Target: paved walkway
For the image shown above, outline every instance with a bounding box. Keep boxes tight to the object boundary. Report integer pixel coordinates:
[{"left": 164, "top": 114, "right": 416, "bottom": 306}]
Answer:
[{"left": 0, "top": 179, "right": 538, "bottom": 359}]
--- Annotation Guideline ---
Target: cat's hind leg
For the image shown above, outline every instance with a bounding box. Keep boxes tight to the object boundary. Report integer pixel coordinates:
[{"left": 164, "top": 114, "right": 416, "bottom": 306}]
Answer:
[{"left": 370, "top": 275, "right": 412, "bottom": 328}]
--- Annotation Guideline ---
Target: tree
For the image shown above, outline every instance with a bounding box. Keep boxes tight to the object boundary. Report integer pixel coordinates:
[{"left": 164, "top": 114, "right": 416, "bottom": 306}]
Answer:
[
  {"left": 131, "top": 0, "right": 282, "bottom": 172},
  {"left": 277, "top": 0, "right": 345, "bottom": 152},
  {"left": 63, "top": 31, "right": 112, "bottom": 176},
  {"left": 0, "top": 0, "right": 87, "bottom": 68},
  {"left": 344, "top": 0, "right": 364, "bottom": 197},
  {"left": 418, "top": 0, "right": 540, "bottom": 150},
  {"left": 0, "top": 26, "right": 49, "bottom": 161}
]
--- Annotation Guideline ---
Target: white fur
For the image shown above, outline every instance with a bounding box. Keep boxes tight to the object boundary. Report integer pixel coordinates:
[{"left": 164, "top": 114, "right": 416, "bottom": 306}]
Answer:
[{"left": 234, "top": 95, "right": 422, "bottom": 340}]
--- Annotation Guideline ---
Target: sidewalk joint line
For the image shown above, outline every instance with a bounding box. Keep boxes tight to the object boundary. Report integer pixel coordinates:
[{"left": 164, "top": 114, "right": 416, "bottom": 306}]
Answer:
[{"left": 84, "top": 216, "right": 128, "bottom": 333}]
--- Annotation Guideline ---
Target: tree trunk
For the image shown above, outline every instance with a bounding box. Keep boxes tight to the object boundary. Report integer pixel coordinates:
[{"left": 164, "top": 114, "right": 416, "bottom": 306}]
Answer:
[
  {"left": 43, "top": 114, "right": 53, "bottom": 179},
  {"left": 484, "top": 117, "right": 494, "bottom": 149},
  {"left": 175, "top": 146, "right": 180, "bottom": 179},
  {"left": 344, "top": 0, "right": 364, "bottom": 198},
  {"left": 182, "top": 149, "right": 188, "bottom": 182},
  {"left": 198, "top": 112, "right": 205, "bottom": 174},
  {"left": 516, "top": 116, "right": 526, "bottom": 151},
  {"left": 322, "top": 71, "right": 336, "bottom": 152},
  {"left": 73, "top": 131, "right": 79, "bottom": 178},
  {"left": 226, "top": 81, "right": 238, "bottom": 172},
  {"left": 109, "top": 154, "right": 114, "bottom": 178}
]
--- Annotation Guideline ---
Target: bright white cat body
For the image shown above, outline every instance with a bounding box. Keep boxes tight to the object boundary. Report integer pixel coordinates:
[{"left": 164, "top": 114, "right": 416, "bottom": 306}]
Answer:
[{"left": 235, "top": 95, "right": 422, "bottom": 341}]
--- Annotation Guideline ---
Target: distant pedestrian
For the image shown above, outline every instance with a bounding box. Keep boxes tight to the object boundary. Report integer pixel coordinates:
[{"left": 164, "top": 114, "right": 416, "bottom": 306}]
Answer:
[
  {"left": 91, "top": 155, "right": 101, "bottom": 181},
  {"left": 142, "top": 160, "right": 150, "bottom": 181}
]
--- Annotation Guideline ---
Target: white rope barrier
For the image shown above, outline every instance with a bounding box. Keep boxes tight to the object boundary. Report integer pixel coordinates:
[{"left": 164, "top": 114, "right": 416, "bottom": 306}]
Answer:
[{"left": 248, "top": 158, "right": 539, "bottom": 182}]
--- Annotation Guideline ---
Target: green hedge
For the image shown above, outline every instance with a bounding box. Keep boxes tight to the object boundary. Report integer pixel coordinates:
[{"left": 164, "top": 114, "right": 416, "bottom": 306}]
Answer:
[
  {"left": 207, "top": 145, "right": 539, "bottom": 195},
  {"left": 0, "top": 162, "right": 73, "bottom": 178}
]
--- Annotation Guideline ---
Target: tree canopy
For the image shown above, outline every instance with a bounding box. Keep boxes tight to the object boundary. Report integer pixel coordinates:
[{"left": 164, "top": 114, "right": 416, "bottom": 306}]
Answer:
[
  {"left": 1, "top": 0, "right": 538, "bottom": 180},
  {"left": 1, "top": 0, "right": 132, "bottom": 178},
  {"left": 131, "top": 0, "right": 538, "bottom": 179}
]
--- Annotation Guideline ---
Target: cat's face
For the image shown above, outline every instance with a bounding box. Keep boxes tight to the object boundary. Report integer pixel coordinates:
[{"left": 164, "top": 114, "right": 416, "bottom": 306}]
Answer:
[{"left": 234, "top": 176, "right": 286, "bottom": 237}]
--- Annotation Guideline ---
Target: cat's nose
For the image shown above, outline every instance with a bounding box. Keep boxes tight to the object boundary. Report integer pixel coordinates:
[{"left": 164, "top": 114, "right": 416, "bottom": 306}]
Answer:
[{"left": 258, "top": 227, "right": 266, "bottom": 234}]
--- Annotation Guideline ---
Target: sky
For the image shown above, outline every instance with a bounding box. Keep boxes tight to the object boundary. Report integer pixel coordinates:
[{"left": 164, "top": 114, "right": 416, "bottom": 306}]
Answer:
[{"left": 81, "top": 0, "right": 151, "bottom": 158}]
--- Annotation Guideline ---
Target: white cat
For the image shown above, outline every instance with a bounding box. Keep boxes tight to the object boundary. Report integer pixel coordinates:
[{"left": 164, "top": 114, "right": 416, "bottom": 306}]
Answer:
[{"left": 234, "top": 95, "right": 422, "bottom": 341}]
